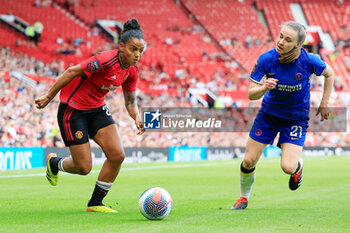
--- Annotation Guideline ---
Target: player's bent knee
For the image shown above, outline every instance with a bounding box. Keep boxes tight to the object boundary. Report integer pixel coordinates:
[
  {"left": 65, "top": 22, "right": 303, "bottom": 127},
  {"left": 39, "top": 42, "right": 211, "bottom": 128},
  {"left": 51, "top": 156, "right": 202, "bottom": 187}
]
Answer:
[
  {"left": 242, "top": 157, "right": 256, "bottom": 170},
  {"left": 77, "top": 165, "right": 92, "bottom": 175},
  {"left": 78, "top": 168, "right": 91, "bottom": 175},
  {"left": 107, "top": 151, "right": 125, "bottom": 165},
  {"left": 281, "top": 164, "right": 295, "bottom": 174}
]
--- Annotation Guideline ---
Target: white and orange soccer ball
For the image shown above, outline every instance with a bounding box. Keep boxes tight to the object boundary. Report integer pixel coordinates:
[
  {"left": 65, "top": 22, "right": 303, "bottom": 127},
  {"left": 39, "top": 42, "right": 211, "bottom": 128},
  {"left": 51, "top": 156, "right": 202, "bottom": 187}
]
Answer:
[{"left": 139, "top": 187, "right": 173, "bottom": 220}]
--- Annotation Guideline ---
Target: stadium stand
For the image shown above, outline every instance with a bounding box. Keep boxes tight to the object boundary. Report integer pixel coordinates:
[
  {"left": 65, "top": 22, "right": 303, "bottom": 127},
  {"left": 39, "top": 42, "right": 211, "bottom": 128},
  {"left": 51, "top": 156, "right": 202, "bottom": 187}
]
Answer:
[
  {"left": 0, "top": 0, "right": 108, "bottom": 65},
  {"left": 54, "top": 0, "right": 233, "bottom": 85},
  {"left": 300, "top": 0, "right": 350, "bottom": 90},
  {"left": 1, "top": 45, "right": 349, "bottom": 148},
  {"left": 182, "top": 0, "right": 271, "bottom": 71}
]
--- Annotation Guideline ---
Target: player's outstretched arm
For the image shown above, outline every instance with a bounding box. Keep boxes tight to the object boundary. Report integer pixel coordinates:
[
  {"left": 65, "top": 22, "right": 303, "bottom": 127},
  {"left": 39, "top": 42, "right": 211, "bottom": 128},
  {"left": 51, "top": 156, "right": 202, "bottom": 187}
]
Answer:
[
  {"left": 316, "top": 64, "right": 335, "bottom": 121},
  {"left": 35, "top": 64, "right": 85, "bottom": 109},
  {"left": 122, "top": 87, "right": 145, "bottom": 135}
]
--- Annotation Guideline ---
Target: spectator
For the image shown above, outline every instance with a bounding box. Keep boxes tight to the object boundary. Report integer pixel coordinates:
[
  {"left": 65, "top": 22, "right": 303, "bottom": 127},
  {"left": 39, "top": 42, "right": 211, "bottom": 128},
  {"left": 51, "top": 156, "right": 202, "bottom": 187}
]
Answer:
[
  {"left": 165, "top": 37, "right": 173, "bottom": 45},
  {"left": 231, "top": 36, "right": 238, "bottom": 46},
  {"left": 34, "top": 0, "right": 41, "bottom": 7},
  {"left": 41, "top": 0, "right": 52, "bottom": 8},
  {"left": 254, "top": 37, "right": 261, "bottom": 46},
  {"left": 245, "top": 34, "right": 252, "bottom": 48},
  {"left": 91, "top": 26, "right": 99, "bottom": 36},
  {"left": 33, "top": 19, "right": 44, "bottom": 45},
  {"left": 56, "top": 34, "right": 63, "bottom": 45},
  {"left": 345, "top": 56, "right": 350, "bottom": 73},
  {"left": 25, "top": 25, "right": 35, "bottom": 44}
]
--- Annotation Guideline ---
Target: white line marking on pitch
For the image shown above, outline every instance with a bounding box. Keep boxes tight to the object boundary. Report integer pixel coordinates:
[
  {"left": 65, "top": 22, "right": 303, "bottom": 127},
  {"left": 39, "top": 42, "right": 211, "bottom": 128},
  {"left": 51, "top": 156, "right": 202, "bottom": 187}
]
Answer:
[{"left": 0, "top": 160, "right": 243, "bottom": 179}]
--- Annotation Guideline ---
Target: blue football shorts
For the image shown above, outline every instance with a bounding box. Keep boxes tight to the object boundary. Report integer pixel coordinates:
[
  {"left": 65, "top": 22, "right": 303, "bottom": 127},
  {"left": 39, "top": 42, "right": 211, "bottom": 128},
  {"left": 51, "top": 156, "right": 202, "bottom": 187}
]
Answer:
[{"left": 249, "top": 111, "right": 309, "bottom": 146}]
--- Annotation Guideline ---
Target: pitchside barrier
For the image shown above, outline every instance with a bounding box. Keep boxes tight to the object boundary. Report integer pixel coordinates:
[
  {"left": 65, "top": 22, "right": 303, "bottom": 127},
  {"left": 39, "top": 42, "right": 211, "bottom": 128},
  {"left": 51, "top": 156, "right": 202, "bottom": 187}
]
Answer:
[
  {"left": 0, "top": 147, "right": 44, "bottom": 170},
  {"left": 1, "top": 146, "right": 350, "bottom": 171}
]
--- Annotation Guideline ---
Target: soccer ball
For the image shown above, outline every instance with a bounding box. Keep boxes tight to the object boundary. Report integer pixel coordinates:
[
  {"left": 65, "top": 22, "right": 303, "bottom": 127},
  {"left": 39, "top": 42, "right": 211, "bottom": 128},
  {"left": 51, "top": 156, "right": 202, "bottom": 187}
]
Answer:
[{"left": 139, "top": 187, "right": 173, "bottom": 220}]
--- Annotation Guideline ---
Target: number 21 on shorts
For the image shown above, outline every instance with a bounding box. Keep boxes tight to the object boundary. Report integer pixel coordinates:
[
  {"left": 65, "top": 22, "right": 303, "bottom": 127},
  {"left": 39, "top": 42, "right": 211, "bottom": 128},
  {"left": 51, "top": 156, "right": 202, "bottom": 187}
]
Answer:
[{"left": 290, "top": 125, "right": 302, "bottom": 138}]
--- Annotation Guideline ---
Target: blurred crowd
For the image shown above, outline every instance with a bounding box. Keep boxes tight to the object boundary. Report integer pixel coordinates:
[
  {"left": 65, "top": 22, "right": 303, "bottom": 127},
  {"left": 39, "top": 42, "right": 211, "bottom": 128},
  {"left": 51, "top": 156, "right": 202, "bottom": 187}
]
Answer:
[
  {"left": 0, "top": 46, "right": 349, "bottom": 148},
  {"left": 0, "top": 46, "right": 64, "bottom": 77}
]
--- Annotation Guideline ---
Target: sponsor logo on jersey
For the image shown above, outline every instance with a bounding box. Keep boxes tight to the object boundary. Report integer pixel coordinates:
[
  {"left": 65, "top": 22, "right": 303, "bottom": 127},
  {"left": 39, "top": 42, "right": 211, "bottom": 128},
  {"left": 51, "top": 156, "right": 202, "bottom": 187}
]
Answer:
[
  {"left": 277, "top": 83, "right": 302, "bottom": 92},
  {"left": 75, "top": 130, "right": 83, "bottom": 139},
  {"left": 295, "top": 73, "right": 303, "bottom": 80},
  {"left": 102, "top": 84, "right": 119, "bottom": 91},
  {"left": 87, "top": 60, "right": 101, "bottom": 72}
]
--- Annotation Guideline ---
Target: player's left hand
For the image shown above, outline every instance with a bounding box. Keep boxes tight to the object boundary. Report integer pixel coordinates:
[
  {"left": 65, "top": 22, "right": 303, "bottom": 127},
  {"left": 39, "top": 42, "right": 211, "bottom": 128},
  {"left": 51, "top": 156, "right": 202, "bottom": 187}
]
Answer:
[
  {"left": 316, "top": 104, "right": 330, "bottom": 121},
  {"left": 135, "top": 119, "right": 145, "bottom": 135}
]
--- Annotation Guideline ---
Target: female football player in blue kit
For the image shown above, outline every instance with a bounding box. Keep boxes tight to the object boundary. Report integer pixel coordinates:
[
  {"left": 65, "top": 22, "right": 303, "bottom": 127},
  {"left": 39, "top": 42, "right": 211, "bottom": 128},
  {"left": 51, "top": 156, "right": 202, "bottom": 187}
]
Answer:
[{"left": 232, "top": 21, "right": 335, "bottom": 210}]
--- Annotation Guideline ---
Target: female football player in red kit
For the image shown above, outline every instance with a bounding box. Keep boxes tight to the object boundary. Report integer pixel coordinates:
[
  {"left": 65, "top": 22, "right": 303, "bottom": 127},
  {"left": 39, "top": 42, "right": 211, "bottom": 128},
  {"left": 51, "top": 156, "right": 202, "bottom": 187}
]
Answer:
[{"left": 35, "top": 19, "right": 145, "bottom": 213}]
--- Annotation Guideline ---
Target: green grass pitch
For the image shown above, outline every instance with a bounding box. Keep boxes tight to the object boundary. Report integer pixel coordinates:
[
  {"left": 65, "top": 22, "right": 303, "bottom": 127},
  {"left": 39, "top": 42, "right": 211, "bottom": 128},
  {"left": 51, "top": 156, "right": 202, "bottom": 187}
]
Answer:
[{"left": 0, "top": 155, "right": 349, "bottom": 233}]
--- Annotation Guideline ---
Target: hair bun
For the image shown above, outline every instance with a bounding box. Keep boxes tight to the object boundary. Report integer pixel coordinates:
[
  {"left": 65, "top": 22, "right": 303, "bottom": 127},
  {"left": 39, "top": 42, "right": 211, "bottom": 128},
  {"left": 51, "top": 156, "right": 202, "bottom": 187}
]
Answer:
[
  {"left": 120, "top": 18, "right": 144, "bottom": 43},
  {"left": 123, "top": 19, "right": 141, "bottom": 32}
]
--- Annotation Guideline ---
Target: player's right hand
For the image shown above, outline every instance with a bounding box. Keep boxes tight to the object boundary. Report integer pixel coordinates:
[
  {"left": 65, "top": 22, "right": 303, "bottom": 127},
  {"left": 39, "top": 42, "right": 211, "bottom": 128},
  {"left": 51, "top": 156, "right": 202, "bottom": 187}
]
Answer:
[
  {"left": 135, "top": 119, "right": 145, "bottom": 135},
  {"left": 264, "top": 78, "right": 278, "bottom": 90},
  {"left": 35, "top": 95, "right": 52, "bottom": 109}
]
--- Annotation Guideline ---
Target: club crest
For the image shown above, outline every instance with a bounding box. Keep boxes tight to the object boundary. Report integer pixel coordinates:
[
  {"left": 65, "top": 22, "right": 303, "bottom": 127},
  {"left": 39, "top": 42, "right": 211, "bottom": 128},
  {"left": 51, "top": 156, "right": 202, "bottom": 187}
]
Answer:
[
  {"left": 75, "top": 130, "right": 83, "bottom": 139},
  {"left": 295, "top": 73, "right": 302, "bottom": 80},
  {"left": 255, "top": 129, "right": 262, "bottom": 136}
]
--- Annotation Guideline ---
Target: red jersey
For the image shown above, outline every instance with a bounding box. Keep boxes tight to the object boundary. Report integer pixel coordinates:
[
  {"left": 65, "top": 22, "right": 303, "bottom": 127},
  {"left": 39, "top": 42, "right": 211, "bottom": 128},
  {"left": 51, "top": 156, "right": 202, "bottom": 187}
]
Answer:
[{"left": 60, "top": 49, "right": 138, "bottom": 110}]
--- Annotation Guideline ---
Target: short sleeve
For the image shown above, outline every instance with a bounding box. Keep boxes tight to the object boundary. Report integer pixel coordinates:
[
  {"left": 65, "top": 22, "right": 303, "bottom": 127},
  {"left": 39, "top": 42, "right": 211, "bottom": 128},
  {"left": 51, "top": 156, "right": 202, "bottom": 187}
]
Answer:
[
  {"left": 80, "top": 54, "right": 104, "bottom": 78},
  {"left": 122, "top": 67, "right": 139, "bottom": 91},
  {"left": 250, "top": 55, "right": 267, "bottom": 84},
  {"left": 308, "top": 54, "right": 326, "bottom": 76}
]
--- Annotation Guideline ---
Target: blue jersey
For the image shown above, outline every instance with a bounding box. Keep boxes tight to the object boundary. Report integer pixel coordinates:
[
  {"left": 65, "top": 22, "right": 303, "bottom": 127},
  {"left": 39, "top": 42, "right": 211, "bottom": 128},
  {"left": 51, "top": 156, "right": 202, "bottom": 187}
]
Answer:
[{"left": 251, "top": 48, "right": 326, "bottom": 121}]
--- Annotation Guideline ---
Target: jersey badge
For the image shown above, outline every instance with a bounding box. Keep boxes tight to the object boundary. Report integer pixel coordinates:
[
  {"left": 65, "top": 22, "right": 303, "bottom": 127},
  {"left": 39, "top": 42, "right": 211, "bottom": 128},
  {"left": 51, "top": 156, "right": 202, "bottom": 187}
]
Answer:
[
  {"left": 295, "top": 73, "right": 303, "bottom": 80},
  {"left": 87, "top": 60, "right": 101, "bottom": 72}
]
